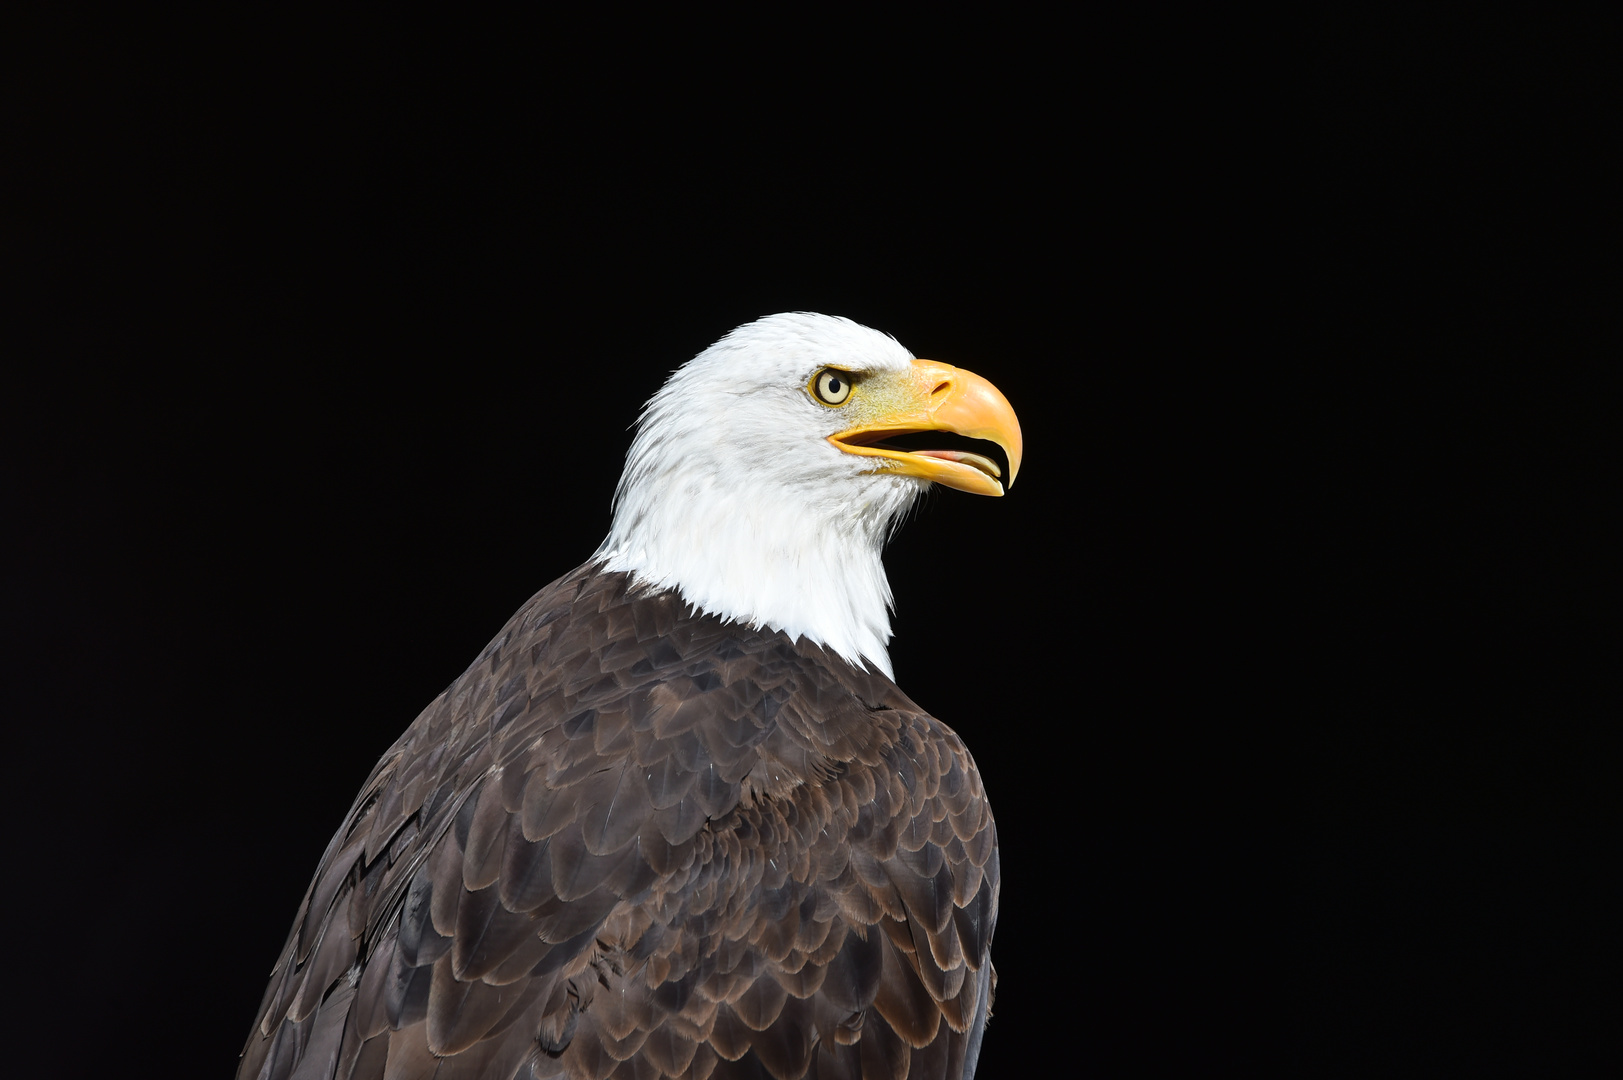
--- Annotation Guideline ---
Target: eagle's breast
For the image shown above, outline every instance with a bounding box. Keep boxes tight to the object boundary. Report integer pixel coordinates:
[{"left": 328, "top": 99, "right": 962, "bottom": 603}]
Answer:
[{"left": 240, "top": 565, "right": 999, "bottom": 1080}]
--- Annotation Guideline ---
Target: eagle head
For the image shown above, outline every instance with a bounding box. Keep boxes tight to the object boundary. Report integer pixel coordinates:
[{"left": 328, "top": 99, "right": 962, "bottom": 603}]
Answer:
[{"left": 594, "top": 312, "right": 1021, "bottom": 678}]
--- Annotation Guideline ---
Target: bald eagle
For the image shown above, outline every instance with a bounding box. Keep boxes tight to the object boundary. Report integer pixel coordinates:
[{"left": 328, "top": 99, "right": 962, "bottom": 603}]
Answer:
[{"left": 238, "top": 313, "right": 1021, "bottom": 1080}]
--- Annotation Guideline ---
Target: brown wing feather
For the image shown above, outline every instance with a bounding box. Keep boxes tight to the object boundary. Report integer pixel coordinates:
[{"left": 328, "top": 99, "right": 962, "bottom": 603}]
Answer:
[{"left": 238, "top": 566, "right": 998, "bottom": 1080}]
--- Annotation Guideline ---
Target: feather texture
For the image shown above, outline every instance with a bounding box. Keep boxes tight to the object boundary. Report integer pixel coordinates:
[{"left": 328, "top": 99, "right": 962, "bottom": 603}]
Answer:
[{"left": 239, "top": 566, "right": 998, "bottom": 1080}]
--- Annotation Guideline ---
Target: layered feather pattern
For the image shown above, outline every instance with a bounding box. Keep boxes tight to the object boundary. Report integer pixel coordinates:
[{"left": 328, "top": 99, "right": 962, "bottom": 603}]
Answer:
[{"left": 238, "top": 565, "right": 999, "bottom": 1080}]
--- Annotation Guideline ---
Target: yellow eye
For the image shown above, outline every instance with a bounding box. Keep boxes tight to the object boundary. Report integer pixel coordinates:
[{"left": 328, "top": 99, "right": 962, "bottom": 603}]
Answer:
[{"left": 811, "top": 369, "right": 853, "bottom": 406}]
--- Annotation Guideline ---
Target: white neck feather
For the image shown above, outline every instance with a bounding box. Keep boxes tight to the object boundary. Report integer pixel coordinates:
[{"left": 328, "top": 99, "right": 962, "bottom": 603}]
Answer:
[{"left": 594, "top": 461, "right": 921, "bottom": 681}]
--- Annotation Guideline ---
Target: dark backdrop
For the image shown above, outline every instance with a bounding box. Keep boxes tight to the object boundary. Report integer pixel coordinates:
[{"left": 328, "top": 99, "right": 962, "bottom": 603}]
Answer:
[{"left": 7, "top": 11, "right": 1617, "bottom": 1076}]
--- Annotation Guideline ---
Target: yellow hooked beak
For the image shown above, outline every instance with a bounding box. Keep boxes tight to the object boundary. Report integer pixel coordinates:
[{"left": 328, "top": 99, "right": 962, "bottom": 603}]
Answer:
[{"left": 827, "top": 359, "right": 1022, "bottom": 497}]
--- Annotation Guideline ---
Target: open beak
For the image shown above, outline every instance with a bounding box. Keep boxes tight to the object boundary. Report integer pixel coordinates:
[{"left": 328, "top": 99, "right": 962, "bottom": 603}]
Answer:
[{"left": 828, "top": 359, "right": 1023, "bottom": 497}]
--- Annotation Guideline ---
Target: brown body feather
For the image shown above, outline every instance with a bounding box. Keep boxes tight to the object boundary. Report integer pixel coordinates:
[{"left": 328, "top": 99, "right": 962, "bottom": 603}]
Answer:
[{"left": 239, "top": 564, "right": 998, "bottom": 1080}]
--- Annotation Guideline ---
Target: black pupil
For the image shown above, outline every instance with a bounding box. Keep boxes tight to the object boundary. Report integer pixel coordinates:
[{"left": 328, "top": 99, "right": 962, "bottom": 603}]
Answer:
[{"left": 826, "top": 376, "right": 843, "bottom": 396}]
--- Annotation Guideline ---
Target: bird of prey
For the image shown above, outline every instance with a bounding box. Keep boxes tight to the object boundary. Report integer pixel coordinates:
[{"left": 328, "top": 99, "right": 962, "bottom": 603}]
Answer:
[{"left": 238, "top": 312, "right": 1021, "bottom": 1080}]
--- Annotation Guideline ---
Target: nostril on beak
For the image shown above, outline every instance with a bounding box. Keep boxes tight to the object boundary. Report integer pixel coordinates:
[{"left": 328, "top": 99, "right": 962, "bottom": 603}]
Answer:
[{"left": 931, "top": 380, "right": 951, "bottom": 398}]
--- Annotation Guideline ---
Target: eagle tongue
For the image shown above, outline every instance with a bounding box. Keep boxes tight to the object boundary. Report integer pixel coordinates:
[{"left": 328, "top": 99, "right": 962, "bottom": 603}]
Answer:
[{"left": 908, "top": 448, "right": 1002, "bottom": 479}]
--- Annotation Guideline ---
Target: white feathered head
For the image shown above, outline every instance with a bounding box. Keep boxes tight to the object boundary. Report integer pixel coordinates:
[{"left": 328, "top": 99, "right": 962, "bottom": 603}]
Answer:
[{"left": 595, "top": 313, "right": 1021, "bottom": 678}]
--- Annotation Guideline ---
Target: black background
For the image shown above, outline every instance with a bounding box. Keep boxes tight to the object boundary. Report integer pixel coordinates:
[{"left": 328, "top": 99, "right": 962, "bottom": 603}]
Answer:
[{"left": 7, "top": 11, "right": 1618, "bottom": 1077}]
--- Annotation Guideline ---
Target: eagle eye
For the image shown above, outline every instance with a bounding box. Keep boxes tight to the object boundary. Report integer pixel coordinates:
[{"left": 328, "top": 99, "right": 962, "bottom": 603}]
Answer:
[{"left": 811, "top": 369, "right": 853, "bottom": 406}]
